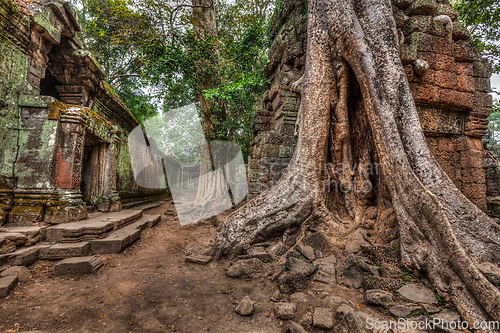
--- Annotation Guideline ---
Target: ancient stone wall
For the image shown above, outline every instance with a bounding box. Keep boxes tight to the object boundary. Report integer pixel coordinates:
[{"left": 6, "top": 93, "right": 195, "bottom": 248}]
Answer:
[
  {"left": 0, "top": 0, "right": 173, "bottom": 226},
  {"left": 248, "top": 0, "right": 493, "bottom": 211}
]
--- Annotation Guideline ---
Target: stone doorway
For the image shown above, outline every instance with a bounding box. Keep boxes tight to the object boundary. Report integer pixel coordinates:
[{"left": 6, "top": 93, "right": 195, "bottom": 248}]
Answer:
[{"left": 81, "top": 133, "right": 107, "bottom": 210}]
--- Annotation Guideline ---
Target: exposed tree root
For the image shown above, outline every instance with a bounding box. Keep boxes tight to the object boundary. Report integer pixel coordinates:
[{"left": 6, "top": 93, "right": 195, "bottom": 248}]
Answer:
[{"left": 216, "top": 0, "right": 500, "bottom": 326}]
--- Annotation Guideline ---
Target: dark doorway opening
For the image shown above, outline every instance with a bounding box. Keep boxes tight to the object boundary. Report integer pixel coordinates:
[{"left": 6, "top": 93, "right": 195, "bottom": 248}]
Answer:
[{"left": 40, "top": 68, "right": 61, "bottom": 100}]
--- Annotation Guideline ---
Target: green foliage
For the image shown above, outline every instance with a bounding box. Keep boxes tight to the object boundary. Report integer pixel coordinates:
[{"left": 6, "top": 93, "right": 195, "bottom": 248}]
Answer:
[
  {"left": 76, "top": 0, "right": 273, "bottom": 162},
  {"left": 436, "top": 294, "right": 446, "bottom": 306},
  {"left": 454, "top": 0, "right": 500, "bottom": 73}
]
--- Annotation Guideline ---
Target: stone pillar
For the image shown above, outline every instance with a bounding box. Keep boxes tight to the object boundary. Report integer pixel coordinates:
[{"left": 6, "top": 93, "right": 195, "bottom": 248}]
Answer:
[
  {"left": 8, "top": 95, "right": 60, "bottom": 226},
  {"left": 44, "top": 106, "right": 88, "bottom": 224},
  {"left": 98, "top": 127, "right": 122, "bottom": 212}
]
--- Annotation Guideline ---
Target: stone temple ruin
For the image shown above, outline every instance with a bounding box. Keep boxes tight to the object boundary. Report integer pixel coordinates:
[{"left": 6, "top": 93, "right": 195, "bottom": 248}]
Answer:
[
  {"left": 0, "top": 0, "right": 176, "bottom": 227},
  {"left": 248, "top": 0, "right": 494, "bottom": 212}
]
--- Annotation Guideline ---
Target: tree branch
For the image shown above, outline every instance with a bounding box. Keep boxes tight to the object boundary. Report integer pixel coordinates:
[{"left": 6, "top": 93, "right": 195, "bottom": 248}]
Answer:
[{"left": 106, "top": 74, "right": 143, "bottom": 81}]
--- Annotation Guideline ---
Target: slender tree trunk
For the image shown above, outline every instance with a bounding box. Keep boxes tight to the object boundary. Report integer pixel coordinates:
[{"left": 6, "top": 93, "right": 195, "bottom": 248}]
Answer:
[
  {"left": 188, "top": 0, "right": 231, "bottom": 219},
  {"left": 216, "top": 0, "right": 500, "bottom": 327}
]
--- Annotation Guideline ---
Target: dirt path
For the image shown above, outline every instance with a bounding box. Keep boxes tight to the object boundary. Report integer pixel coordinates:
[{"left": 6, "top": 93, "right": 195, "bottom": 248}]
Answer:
[{"left": 0, "top": 202, "right": 282, "bottom": 333}]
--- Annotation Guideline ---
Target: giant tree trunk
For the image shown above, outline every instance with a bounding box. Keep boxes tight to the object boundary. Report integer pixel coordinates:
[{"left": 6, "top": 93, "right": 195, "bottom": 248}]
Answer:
[{"left": 216, "top": 0, "right": 500, "bottom": 327}]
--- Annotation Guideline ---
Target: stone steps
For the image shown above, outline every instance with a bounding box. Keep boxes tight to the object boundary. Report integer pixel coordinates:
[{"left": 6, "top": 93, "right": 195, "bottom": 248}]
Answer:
[
  {"left": 0, "top": 208, "right": 163, "bottom": 268},
  {"left": 0, "top": 212, "right": 163, "bottom": 297}
]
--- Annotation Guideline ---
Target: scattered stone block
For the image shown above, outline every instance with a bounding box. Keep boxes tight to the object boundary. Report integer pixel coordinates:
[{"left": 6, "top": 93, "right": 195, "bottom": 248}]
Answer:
[
  {"left": 286, "top": 321, "right": 308, "bottom": 333},
  {"left": 274, "top": 302, "right": 297, "bottom": 320},
  {"left": 285, "top": 257, "right": 316, "bottom": 275},
  {"left": 271, "top": 290, "right": 280, "bottom": 302},
  {"left": 40, "top": 242, "right": 90, "bottom": 260},
  {"left": 430, "top": 309, "right": 461, "bottom": 329},
  {"left": 422, "top": 304, "right": 441, "bottom": 314},
  {"left": 235, "top": 295, "right": 254, "bottom": 316},
  {"left": 0, "top": 275, "right": 18, "bottom": 297},
  {"left": 0, "top": 237, "right": 16, "bottom": 254},
  {"left": 7, "top": 245, "right": 50, "bottom": 267},
  {"left": 313, "top": 308, "right": 334, "bottom": 329},
  {"left": 336, "top": 304, "right": 354, "bottom": 318},
  {"left": 321, "top": 295, "right": 345, "bottom": 308},
  {"left": 313, "top": 270, "right": 336, "bottom": 285},
  {"left": 268, "top": 242, "right": 287, "bottom": 256},
  {"left": 1, "top": 266, "right": 31, "bottom": 282},
  {"left": 246, "top": 248, "right": 271, "bottom": 261},
  {"left": 53, "top": 256, "right": 103, "bottom": 276},
  {"left": 290, "top": 292, "right": 308, "bottom": 303},
  {"left": 184, "top": 242, "right": 215, "bottom": 257},
  {"left": 313, "top": 254, "right": 336, "bottom": 266},
  {"left": 270, "top": 263, "right": 287, "bottom": 281},
  {"left": 317, "top": 263, "right": 335, "bottom": 275},
  {"left": 389, "top": 305, "right": 424, "bottom": 318},
  {"left": 397, "top": 283, "right": 438, "bottom": 304},
  {"left": 185, "top": 255, "right": 212, "bottom": 265},
  {"left": 365, "top": 290, "right": 394, "bottom": 308},
  {"left": 296, "top": 244, "right": 315, "bottom": 261},
  {"left": 335, "top": 310, "right": 367, "bottom": 332},
  {"left": 277, "top": 272, "right": 308, "bottom": 294},
  {"left": 298, "top": 311, "right": 313, "bottom": 327},
  {"left": 344, "top": 228, "right": 370, "bottom": 254},
  {"left": 226, "top": 258, "right": 262, "bottom": 278}
]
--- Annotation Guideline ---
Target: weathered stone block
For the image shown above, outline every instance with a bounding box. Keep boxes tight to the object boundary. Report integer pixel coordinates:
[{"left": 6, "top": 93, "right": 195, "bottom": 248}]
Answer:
[
  {"left": 434, "top": 70, "right": 456, "bottom": 89},
  {"left": 0, "top": 275, "right": 18, "bottom": 297},
  {"left": 185, "top": 254, "right": 212, "bottom": 265},
  {"left": 279, "top": 145, "right": 295, "bottom": 158},
  {"left": 261, "top": 144, "right": 280, "bottom": 158},
  {"left": 275, "top": 118, "right": 295, "bottom": 136},
  {"left": 438, "top": 89, "right": 474, "bottom": 109},
  {"left": 1, "top": 265, "right": 31, "bottom": 281},
  {"left": 432, "top": 3, "right": 458, "bottom": 21},
  {"left": 403, "top": 16, "right": 431, "bottom": 36},
  {"left": 454, "top": 74, "right": 474, "bottom": 93},
  {"left": 454, "top": 61, "right": 473, "bottom": 76},
  {"left": 400, "top": 44, "right": 417, "bottom": 64},
  {"left": 261, "top": 131, "right": 282, "bottom": 145},
  {"left": 473, "top": 60, "right": 492, "bottom": 78},
  {"left": 474, "top": 77, "right": 492, "bottom": 93},
  {"left": 393, "top": 8, "right": 409, "bottom": 28},
  {"left": 313, "top": 308, "right": 334, "bottom": 329},
  {"left": 411, "top": 83, "right": 439, "bottom": 104},
  {"left": 454, "top": 40, "right": 477, "bottom": 62},
  {"left": 40, "top": 242, "right": 90, "bottom": 260},
  {"left": 89, "top": 227, "right": 141, "bottom": 254},
  {"left": 461, "top": 167, "right": 485, "bottom": 184},
  {"left": 53, "top": 256, "right": 103, "bottom": 276},
  {"left": 452, "top": 21, "right": 470, "bottom": 41},
  {"left": 407, "top": 32, "right": 452, "bottom": 55},
  {"left": 460, "top": 149, "right": 484, "bottom": 169}
]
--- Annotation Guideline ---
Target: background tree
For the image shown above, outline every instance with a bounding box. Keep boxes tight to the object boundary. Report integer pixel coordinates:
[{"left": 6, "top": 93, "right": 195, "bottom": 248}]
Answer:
[
  {"left": 75, "top": 0, "right": 157, "bottom": 124},
  {"left": 453, "top": 0, "right": 500, "bottom": 74}
]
